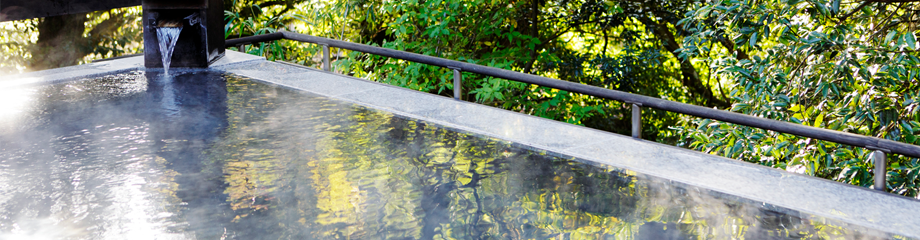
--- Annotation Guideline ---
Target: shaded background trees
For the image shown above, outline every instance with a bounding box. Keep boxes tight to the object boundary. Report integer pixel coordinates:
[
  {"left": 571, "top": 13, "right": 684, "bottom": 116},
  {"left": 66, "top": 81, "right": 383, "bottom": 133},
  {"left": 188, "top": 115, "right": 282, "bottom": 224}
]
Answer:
[{"left": 0, "top": 7, "right": 142, "bottom": 71}]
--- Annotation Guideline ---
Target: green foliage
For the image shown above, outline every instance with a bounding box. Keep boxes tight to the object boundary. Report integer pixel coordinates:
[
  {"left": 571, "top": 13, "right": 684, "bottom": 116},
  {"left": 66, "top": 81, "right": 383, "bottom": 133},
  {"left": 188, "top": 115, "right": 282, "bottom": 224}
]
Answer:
[
  {"left": 224, "top": 4, "right": 306, "bottom": 61},
  {"left": 83, "top": 8, "right": 145, "bottom": 62},
  {"left": 0, "top": 20, "right": 38, "bottom": 74},
  {"left": 677, "top": 0, "right": 920, "bottom": 196}
]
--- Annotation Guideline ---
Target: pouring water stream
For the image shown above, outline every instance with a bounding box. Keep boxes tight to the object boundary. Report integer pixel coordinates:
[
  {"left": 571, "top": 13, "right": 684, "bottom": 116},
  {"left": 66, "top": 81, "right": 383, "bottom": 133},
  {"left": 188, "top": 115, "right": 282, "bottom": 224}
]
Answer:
[{"left": 156, "top": 26, "right": 183, "bottom": 75}]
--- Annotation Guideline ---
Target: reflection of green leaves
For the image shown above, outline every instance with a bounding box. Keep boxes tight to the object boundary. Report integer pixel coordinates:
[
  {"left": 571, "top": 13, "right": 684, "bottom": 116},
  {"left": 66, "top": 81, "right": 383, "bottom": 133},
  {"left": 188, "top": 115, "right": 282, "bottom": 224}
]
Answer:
[{"left": 209, "top": 77, "right": 880, "bottom": 239}]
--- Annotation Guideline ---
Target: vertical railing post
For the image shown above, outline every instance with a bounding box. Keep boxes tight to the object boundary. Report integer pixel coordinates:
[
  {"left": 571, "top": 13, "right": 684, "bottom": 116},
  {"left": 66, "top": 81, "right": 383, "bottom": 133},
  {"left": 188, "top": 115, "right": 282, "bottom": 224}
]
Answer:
[
  {"left": 451, "top": 67, "right": 462, "bottom": 100},
  {"left": 322, "top": 44, "right": 330, "bottom": 72},
  {"left": 874, "top": 150, "right": 887, "bottom": 192},
  {"left": 631, "top": 103, "right": 641, "bottom": 139}
]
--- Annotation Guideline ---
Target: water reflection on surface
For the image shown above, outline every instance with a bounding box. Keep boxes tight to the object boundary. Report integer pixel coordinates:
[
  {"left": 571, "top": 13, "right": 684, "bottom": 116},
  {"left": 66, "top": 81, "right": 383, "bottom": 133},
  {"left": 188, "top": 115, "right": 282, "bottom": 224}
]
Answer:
[{"left": 0, "top": 70, "right": 907, "bottom": 239}]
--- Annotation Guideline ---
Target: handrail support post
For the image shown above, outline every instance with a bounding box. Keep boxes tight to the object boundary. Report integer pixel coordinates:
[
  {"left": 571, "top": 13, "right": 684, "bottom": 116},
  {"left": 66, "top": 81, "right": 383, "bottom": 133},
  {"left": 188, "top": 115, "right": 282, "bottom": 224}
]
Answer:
[
  {"left": 632, "top": 103, "right": 641, "bottom": 139},
  {"left": 450, "top": 67, "right": 462, "bottom": 101},
  {"left": 322, "top": 44, "right": 330, "bottom": 72},
  {"left": 874, "top": 150, "right": 887, "bottom": 192}
]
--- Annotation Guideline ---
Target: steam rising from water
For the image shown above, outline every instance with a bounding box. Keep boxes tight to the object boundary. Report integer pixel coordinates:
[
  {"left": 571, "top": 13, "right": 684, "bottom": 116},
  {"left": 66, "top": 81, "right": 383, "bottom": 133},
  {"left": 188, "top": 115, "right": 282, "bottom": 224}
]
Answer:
[{"left": 156, "top": 27, "right": 183, "bottom": 75}]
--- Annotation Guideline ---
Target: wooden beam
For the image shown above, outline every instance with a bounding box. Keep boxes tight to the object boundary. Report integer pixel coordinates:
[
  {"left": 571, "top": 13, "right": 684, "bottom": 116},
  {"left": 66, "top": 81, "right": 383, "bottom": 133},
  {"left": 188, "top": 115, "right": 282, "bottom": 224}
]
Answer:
[{"left": 1, "top": 0, "right": 141, "bottom": 21}]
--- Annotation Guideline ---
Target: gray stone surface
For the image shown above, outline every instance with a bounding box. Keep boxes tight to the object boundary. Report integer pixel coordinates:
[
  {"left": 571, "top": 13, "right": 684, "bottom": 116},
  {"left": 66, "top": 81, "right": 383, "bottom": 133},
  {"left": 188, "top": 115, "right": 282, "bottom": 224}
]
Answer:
[
  {"left": 230, "top": 69, "right": 387, "bottom": 97},
  {"left": 8, "top": 54, "right": 920, "bottom": 238},
  {"left": 2, "top": 51, "right": 262, "bottom": 88},
  {"left": 3, "top": 56, "right": 143, "bottom": 88},
  {"left": 212, "top": 62, "right": 308, "bottom": 74},
  {"left": 209, "top": 51, "right": 267, "bottom": 69},
  {"left": 566, "top": 137, "right": 917, "bottom": 229}
]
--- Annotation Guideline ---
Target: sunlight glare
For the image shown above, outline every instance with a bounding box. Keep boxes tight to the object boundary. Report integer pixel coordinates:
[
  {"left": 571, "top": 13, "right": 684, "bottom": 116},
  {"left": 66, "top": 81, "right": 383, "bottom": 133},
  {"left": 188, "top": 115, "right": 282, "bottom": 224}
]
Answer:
[{"left": 0, "top": 87, "right": 35, "bottom": 124}]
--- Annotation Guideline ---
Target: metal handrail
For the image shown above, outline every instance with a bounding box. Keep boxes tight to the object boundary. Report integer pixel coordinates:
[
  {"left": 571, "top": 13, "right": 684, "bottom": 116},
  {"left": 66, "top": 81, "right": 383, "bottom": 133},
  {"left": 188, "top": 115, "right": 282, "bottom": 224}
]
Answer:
[{"left": 226, "top": 31, "right": 919, "bottom": 191}]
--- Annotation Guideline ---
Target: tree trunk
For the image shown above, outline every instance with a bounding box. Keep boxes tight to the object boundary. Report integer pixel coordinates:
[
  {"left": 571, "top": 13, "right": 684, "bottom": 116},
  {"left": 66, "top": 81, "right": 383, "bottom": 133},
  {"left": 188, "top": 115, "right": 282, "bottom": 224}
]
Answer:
[
  {"left": 30, "top": 14, "right": 90, "bottom": 70},
  {"left": 638, "top": 16, "right": 730, "bottom": 109}
]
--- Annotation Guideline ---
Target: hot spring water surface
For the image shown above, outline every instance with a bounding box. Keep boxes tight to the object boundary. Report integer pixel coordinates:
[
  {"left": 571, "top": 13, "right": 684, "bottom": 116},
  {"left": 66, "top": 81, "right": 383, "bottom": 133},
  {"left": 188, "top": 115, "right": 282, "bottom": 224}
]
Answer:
[{"left": 0, "top": 70, "right": 904, "bottom": 239}]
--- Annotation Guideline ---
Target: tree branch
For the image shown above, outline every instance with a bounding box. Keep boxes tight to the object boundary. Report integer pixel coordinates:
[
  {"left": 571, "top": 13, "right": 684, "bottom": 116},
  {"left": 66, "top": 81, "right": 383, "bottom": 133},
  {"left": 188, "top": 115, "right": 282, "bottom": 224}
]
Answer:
[
  {"left": 88, "top": 11, "right": 126, "bottom": 47},
  {"left": 638, "top": 16, "right": 731, "bottom": 108},
  {"left": 838, "top": 0, "right": 871, "bottom": 22},
  {"left": 717, "top": 36, "right": 750, "bottom": 60}
]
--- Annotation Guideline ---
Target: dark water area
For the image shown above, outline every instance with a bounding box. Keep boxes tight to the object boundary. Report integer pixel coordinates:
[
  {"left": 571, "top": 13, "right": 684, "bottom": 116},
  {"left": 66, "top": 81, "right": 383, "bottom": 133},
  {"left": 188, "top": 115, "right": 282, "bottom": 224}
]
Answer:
[{"left": 0, "top": 70, "right": 907, "bottom": 239}]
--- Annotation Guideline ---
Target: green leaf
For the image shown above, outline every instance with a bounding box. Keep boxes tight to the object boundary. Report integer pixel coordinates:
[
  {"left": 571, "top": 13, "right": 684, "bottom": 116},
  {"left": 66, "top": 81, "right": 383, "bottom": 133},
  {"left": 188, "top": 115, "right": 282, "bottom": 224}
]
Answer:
[
  {"left": 731, "top": 103, "right": 751, "bottom": 111},
  {"left": 885, "top": 30, "right": 897, "bottom": 44},
  {"left": 907, "top": 33, "right": 917, "bottom": 50},
  {"left": 814, "top": 114, "right": 824, "bottom": 127},
  {"left": 731, "top": 139, "right": 744, "bottom": 158},
  {"left": 749, "top": 32, "right": 758, "bottom": 48}
]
